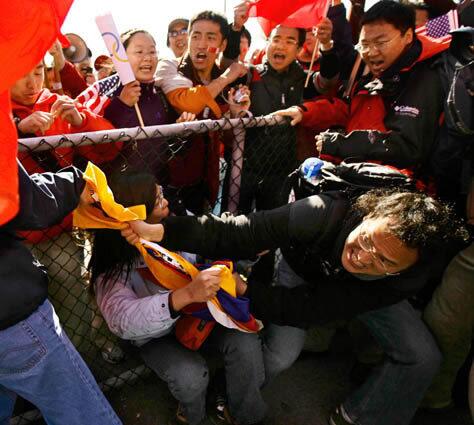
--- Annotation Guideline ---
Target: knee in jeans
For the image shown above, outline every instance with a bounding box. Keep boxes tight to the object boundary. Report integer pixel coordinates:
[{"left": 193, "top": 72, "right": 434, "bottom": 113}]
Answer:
[
  {"left": 171, "top": 364, "right": 210, "bottom": 399},
  {"left": 394, "top": 338, "right": 442, "bottom": 378}
]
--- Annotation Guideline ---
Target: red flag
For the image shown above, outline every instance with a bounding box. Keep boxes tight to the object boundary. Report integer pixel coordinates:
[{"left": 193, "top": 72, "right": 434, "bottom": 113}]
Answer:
[
  {"left": 249, "top": 0, "right": 330, "bottom": 37},
  {"left": 0, "top": 0, "right": 73, "bottom": 225}
]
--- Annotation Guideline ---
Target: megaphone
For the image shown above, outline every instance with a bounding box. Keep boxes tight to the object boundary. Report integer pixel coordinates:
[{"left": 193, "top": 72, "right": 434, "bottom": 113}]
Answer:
[{"left": 62, "top": 33, "right": 89, "bottom": 63}]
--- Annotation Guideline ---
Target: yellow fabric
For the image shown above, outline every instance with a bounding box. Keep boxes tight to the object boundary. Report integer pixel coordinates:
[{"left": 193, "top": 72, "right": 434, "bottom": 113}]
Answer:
[
  {"left": 167, "top": 86, "right": 222, "bottom": 118},
  {"left": 73, "top": 162, "right": 236, "bottom": 296}
]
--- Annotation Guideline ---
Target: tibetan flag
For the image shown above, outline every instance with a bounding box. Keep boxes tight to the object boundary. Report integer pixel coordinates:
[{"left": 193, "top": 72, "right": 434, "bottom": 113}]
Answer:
[
  {"left": 0, "top": 0, "right": 73, "bottom": 226},
  {"left": 74, "top": 162, "right": 263, "bottom": 335}
]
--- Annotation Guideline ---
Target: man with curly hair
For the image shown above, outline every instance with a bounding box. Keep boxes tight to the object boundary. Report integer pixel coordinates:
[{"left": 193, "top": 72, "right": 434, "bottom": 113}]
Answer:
[{"left": 121, "top": 188, "right": 468, "bottom": 425}]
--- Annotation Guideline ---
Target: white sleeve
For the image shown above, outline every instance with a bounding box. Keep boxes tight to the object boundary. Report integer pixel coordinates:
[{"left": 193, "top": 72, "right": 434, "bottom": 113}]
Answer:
[
  {"left": 155, "top": 58, "right": 193, "bottom": 94},
  {"left": 95, "top": 274, "right": 177, "bottom": 341}
]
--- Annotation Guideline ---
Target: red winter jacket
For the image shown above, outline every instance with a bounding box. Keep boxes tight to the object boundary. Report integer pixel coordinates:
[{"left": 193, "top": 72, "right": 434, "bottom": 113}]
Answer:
[
  {"left": 301, "top": 35, "right": 449, "bottom": 172},
  {"left": 13, "top": 88, "right": 117, "bottom": 243}
]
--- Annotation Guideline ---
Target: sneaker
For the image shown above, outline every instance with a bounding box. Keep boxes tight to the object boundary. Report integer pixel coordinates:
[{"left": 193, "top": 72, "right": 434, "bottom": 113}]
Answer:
[
  {"left": 101, "top": 345, "right": 125, "bottom": 365},
  {"left": 329, "top": 405, "right": 355, "bottom": 425}
]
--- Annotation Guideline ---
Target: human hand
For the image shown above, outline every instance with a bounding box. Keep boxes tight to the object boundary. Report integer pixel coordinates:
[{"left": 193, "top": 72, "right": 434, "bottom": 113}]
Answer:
[
  {"left": 315, "top": 134, "right": 324, "bottom": 152},
  {"left": 315, "top": 17, "right": 333, "bottom": 48},
  {"left": 228, "top": 84, "right": 251, "bottom": 117},
  {"left": 121, "top": 220, "right": 164, "bottom": 245},
  {"left": 233, "top": 1, "right": 250, "bottom": 31},
  {"left": 233, "top": 272, "right": 248, "bottom": 296},
  {"left": 79, "top": 182, "right": 96, "bottom": 207},
  {"left": 224, "top": 61, "right": 248, "bottom": 82},
  {"left": 187, "top": 267, "right": 222, "bottom": 302},
  {"left": 48, "top": 39, "right": 65, "bottom": 70},
  {"left": 51, "top": 96, "right": 84, "bottom": 127},
  {"left": 119, "top": 81, "right": 141, "bottom": 107},
  {"left": 176, "top": 111, "right": 197, "bottom": 123},
  {"left": 272, "top": 106, "right": 303, "bottom": 126},
  {"left": 17, "top": 111, "right": 55, "bottom": 135}
]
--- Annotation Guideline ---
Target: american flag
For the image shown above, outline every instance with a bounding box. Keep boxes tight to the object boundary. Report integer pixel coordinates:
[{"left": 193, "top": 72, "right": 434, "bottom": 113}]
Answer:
[
  {"left": 416, "top": 9, "right": 459, "bottom": 44},
  {"left": 75, "top": 73, "right": 121, "bottom": 115}
]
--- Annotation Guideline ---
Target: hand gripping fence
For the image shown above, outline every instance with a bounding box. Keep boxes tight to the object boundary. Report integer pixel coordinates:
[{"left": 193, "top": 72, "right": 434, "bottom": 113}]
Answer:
[{"left": 14, "top": 114, "right": 294, "bottom": 423}]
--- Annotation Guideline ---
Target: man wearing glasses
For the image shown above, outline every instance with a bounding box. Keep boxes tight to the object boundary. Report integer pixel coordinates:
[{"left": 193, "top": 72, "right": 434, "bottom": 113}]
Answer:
[
  {"left": 121, "top": 188, "right": 467, "bottom": 425},
  {"left": 167, "top": 18, "right": 189, "bottom": 59},
  {"left": 277, "top": 0, "right": 448, "bottom": 177}
]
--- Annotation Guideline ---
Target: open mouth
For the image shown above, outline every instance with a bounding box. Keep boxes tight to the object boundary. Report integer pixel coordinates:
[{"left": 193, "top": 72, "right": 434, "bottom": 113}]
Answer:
[
  {"left": 347, "top": 247, "right": 366, "bottom": 270},
  {"left": 273, "top": 53, "right": 286, "bottom": 64},
  {"left": 176, "top": 41, "right": 185, "bottom": 48},
  {"left": 194, "top": 52, "right": 207, "bottom": 63},
  {"left": 369, "top": 59, "right": 385, "bottom": 74},
  {"left": 139, "top": 65, "right": 153, "bottom": 73}
]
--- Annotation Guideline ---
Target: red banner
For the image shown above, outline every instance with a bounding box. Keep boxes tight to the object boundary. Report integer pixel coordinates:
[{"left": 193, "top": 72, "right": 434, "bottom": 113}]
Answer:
[{"left": 0, "top": 0, "right": 73, "bottom": 225}]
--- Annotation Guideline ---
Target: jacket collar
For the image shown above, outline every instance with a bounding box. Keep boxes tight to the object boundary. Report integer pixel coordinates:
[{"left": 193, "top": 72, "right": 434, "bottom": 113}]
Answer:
[{"left": 259, "top": 59, "right": 305, "bottom": 81}]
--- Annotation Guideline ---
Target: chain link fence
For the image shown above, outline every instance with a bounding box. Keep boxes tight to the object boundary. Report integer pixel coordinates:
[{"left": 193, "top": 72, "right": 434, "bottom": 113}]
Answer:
[{"left": 13, "top": 114, "right": 318, "bottom": 424}]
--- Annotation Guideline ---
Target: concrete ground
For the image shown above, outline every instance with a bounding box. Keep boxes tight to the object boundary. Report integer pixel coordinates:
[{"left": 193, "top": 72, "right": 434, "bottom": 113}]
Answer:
[{"left": 103, "top": 350, "right": 472, "bottom": 425}]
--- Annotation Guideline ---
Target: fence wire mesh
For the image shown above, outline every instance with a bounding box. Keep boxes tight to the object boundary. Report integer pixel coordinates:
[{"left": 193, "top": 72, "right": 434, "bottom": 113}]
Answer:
[{"left": 14, "top": 114, "right": 319, "bottom": 423}]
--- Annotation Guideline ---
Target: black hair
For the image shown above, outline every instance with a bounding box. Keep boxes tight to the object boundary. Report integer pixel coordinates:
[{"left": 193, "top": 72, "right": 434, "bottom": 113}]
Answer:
[
  {"left": 241, "top": 27, "right": 252, "bottom": 46},
  {"left": 361, "top": 0, "right": 416, "bottom": 34},
  {"left": 270, "top": 26, "right": 306, "bottom": 47},
  {"left": 353, "top": 189, "right": 469, "bottom": 255},
  {"left": 121, "top": 29, "right": 156, "bottom": 50},
  {"left": 88, "top": 170, "right": 158, "bottom": 292},
  {"left": 189, "top": 10, "right": 230, "bottom": 41}
]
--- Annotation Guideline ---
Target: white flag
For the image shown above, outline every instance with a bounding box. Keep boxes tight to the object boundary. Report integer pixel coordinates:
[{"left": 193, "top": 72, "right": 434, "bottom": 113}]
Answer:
[{"left": 95, "top": 13, "right": 135, "bottom": 85}]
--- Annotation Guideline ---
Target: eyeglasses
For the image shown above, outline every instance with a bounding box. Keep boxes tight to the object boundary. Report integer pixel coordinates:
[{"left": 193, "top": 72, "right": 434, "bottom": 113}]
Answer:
[
  {"left": 169, "top": 28, "right": 188, "bottom": 38},
  {"left": 357, "top": 225, "right": 400, "bottom": 276},
  {"left": 155, "top": 185, "right": 164, "bottom": 209},
  {"left": 269, "top": 37, "right": 298, "bottom": 47},
  {"left": 356, "top": 34, "right": 402, "bottom": 54}
]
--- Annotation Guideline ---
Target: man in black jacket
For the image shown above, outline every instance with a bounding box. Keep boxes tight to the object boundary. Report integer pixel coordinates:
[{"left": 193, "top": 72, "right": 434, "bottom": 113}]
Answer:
[
  {"left": 122, "top": 189, "right": 467, "bottom": 425},
  {"left": 0, "top": 163, "right": 122, "bottom": 425}
]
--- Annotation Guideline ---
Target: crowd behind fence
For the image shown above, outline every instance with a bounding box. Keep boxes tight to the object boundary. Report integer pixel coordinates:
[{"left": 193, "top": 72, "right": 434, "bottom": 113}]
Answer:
[{"left": 14, "top": 115, "right": 295, "bottom": 424}]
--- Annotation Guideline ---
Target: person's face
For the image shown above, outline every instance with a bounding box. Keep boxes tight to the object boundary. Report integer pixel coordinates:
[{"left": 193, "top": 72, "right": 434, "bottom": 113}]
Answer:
[
  {"left": 415, "top": 9, "right": 429, "bottom": 27},
  {"left": 97, "top": 66, "right": 114, "bottom": 80},
  {"left": 126, "top": 32, "right": 158, "bottom": 82},
  {"left": 358, "top": 21, "right": 413, "bottom": 77},
  {"left": 10, "top": 63, "right": 44, "bottom": 106},
  {"left": 76, "top": 58, "right": 93, "bottom": 79},
  {"left": 189, "top": 20, "right": 227, "bottom": 73},
  {"left": 239, "top": 35, "right": 250, "bottom": 61},
  {"left": 266, "top": 26, "right": 300, "bottom": 73},
  {"left": 341, "top": 217, "right": 419, "bottom": 277},
  {"left": 303, "top": 28, "right": 316, "bottom": 53},
  {"left": 147, "top": 185, "right": 169, "bottom": 224},
  {"left": 169, "top": 23, "right": 189, "bottom": 58}
]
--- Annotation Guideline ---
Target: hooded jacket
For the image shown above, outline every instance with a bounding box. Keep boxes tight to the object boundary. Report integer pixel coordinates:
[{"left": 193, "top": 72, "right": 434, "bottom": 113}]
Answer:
[
  {"left": 301, "top": 35, "right": 449, "bottom": 174},
  {"left": 159, "top": 192, "right": 449, "bottom": 328}
]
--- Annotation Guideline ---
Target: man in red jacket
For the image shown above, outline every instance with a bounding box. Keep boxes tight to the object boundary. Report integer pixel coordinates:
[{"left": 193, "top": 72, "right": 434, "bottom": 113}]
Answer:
[{"left": 276, "top": 0, "right": 449, "bottom": 180}]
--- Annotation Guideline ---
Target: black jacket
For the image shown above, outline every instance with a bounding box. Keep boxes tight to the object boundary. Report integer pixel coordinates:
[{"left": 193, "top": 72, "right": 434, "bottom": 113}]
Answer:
[
  {"left": 161, "top": 193, "right": 440, "bottom": 328},
  {"left": 0, "top": 163, "right": 84, "bottom": 330}
]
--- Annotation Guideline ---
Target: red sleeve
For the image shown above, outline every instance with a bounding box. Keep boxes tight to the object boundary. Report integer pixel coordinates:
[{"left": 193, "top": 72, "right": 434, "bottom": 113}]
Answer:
[
  {"left": 59, "top": 61, "right": 88, "bottom": 99},
  {"left": 301, "top": 96, "right": 349, "bottom": 132}
]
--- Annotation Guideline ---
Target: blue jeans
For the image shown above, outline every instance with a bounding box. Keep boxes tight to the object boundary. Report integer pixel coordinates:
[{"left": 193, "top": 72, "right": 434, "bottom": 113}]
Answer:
[
  {"left": 264, "top": 259, "right": 441, "bottom": 425},
  {"left": 0, "top": 300, "right": 121, "bottom": 425},
  {"left": 140, "top": 325, "right": 266, "bottom": 425}
]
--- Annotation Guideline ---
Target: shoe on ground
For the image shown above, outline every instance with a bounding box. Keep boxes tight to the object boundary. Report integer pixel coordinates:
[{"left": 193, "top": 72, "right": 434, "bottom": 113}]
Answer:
[{"left": 329, "top": 405, "right": 355, "bottom": 425}]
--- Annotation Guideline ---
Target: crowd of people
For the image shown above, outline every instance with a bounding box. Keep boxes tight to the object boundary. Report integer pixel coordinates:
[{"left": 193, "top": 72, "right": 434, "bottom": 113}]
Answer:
[{"left": 1, "top": 0, "right": 474, "bottom": 425}]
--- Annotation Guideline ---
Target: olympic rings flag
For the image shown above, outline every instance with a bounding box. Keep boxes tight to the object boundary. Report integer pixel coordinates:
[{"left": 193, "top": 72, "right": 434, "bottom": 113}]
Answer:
[{"left": 95, "top": 13, "right": 135, "bottom": 85}]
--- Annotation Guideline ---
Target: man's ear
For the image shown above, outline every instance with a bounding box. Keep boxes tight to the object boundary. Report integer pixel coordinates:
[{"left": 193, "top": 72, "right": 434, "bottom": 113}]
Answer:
[
  {"left": 220, "top": 38, "right": 228, "bottom": 52},
  {"left": 405, "top": 28, "right": 414, "bottom": 45}
]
